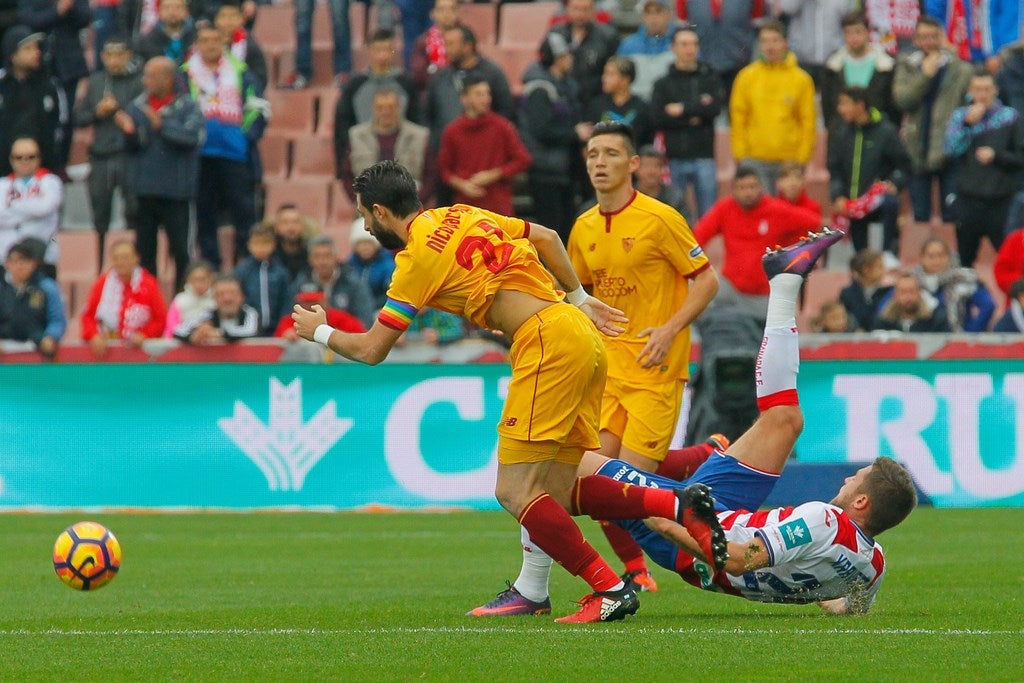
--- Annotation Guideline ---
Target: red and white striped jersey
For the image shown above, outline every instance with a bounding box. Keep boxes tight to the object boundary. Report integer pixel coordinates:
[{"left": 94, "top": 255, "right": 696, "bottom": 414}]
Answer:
[{"left": 676, "top": 501, "right": 886, "bottom": 613}]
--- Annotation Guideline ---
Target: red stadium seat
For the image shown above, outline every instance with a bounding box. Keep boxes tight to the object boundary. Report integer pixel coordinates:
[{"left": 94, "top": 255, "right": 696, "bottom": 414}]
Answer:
[
  {"left": 292, "top": 136, "right": 337, "bottom": 181},
  {"left": 154, "top": 343, "right": 285, "bottom": 363},
  {"left": 263, "top": 177, "right": 331, "bottom": 226},
  {"left": 498, "top": 1, "right": 560, "bottom": 46},
  {"left": 253, "top": 4, "right": 296, "bottom": 57},
  {"left": 259, "top": 132, "right": 291, "bottom": 180},
  {"left": 317, "top": 88, "right": 339, "bottom": 138},
  {"left": 266, "top": 89, "right": 318, "bottom": 137},
  {"left": 460, "top": 3, "right": 498, "bottom": 47},
  {"left": 480, "top": 44, "right": 538, "bottom": 96}
]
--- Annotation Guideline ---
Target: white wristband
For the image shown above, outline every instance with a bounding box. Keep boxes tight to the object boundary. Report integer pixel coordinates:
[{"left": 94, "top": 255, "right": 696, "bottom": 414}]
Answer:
[
  {"left": 565, "top": 285, "right": 588, "bottom": 307},
  {"left": 313, "top": 324, "right": 335, "bottom": 346}
]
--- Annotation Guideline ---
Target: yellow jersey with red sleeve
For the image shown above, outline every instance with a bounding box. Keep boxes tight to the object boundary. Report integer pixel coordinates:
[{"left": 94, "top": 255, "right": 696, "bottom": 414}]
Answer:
[
  {"left": 378, "top": 204, "right": 563, "bottom": 331},
  {"left": 568, "top": 190, "right": 710, "bottom": 383}
]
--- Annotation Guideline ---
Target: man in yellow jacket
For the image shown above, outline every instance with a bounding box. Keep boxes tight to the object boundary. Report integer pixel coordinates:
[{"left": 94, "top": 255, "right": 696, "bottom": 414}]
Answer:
[{"left": 729, "top": 20, "right": 816, "bottom": 190}]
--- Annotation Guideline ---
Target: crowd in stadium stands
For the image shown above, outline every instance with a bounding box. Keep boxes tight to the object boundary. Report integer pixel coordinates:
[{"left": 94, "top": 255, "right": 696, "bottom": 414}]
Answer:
[{"left": 2, "top": 0, "right": 1024, "bottom": 360}]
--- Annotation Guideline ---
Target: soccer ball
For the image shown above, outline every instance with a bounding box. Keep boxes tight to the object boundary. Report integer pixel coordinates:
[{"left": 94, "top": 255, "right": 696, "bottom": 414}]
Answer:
[{"left": 52, "top": 521, "right": 122, "bottom": 591}]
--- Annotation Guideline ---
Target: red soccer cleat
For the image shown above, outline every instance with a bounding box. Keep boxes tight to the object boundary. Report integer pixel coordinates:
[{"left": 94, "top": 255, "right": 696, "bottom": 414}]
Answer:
[{"left": 554, "top": 584, "right": 639, "bottom": 623}]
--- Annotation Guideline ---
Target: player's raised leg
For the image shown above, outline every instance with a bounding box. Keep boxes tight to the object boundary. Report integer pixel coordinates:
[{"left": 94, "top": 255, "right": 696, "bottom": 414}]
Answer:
[{"left": 724, "top": 227, "right": 845, "bottom": 475}]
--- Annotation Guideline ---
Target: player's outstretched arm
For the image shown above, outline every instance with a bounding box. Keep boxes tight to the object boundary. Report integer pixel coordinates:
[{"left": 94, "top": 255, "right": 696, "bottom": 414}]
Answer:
[
  {"left": 646, "top": 517, "right": 771, "bottom": 575},
  {"left": 292, "top": 304, "right": 402, "bottom": 365},
  {"left": 817, "top": 598, "right": 852, "bottom": 615},
  {"left": 527, "top": 223, "right": 628, "bottom": 336}
]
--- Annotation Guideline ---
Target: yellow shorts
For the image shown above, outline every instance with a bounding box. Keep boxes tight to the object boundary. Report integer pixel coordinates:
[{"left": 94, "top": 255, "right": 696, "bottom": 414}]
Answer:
[
  {"left": 601, "top": 376, "right": 685, "bottom": 461},
  {"left": 497, "top": 304, "right": 607, "bottom": 465}
]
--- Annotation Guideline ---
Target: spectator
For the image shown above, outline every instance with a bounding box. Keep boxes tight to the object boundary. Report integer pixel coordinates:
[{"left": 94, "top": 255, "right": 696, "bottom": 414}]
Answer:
[
  {"left": 633, "top": 145, "right": 686, "bottom": 215},
  {"left": 994, "top": 225, "right": 1024, "bottom": 296},
  {"left": 215, "top": 0, "right": 266, "bottom": 89},
  {"left": 409, "top": 0, "right": 459, "bottom": 92},
  {"left": 339, "top": 88, "right": 433, "bottom": 205},
  {"left": 273, "top": 288, "right": 364, "bottom": 340},
  {"left": 775, "top": 161, "right": 820, "bottom": 216},
  {"left": 130, "top": 0, "right": 195, "bottom": 65},
  {"left": 993, "top": 278, "right": 1024, "bottom": 332},
  {"left": 828, "top": 85, "right": 910, "bottom": 258},
  {"left": 163, "top": 259, "right": 215, "bottom": 338},
  {"left": 650, "top": 24, "right": 722, "bottom": 223},
  {"left": 73, "top": 35, "right": 143, "bottom": 274},
  {"left": 821, "top": 11, "right": 899, "bottom": 130},
  {"left": 290, "top": 235, "right": 376, "bottom": 330},
  {"left": 400, "top": 307, "right": 465, "bottom": 346},
  {"left": 423, "top": 25, "right": 515, "bottom": 151},
  {"left": 0, "top": 26, "right": 64, "bottom": 176},
  {"left": 80, "top": 239, "right": 166, "bottom": 356},
  {"left": 548, "top": 0, "right": 618, "bottom": 113},
  {"left": 615, "top": 0, "right": 675, "bottom": 101},
  {"left": 234, "top": 223, "right": 291, "bottom": 336},
  {"left": 910, "top": 237, "right": 995, "bottom": 332},
  {"left": 270, "top": 203, "right": 318, "bottom": 284},
  {"left": 839, "top": 248, "right": 892, "bottom": 332},
  {"left": 347, "top": 217, "right": 394, "bottom": 311},
  {"left": 438, "top": 75, "right": 532, "bottom": 216},
  {"left": 334, "top": 29, "right": 420, "bottom": 155},
  {"left": 0, "top": 136, "right": 62, "bottom": 278},
  {"left": 694, "top": 164, "right": 820, "bottom": 316},
  {"left": 581, "top": 56, "right": 654, "bottom": 148},
  {"left": 676, "top": 0, "right": 765, "bottom": 100},
  {"left": 893, "top": 15, "right": 971, "bottom": 229},
  {"left": 729, "top": 20, "right": 816, "bottom": 190},
  {"left": 995, "top": 35, "right": 1024, "bottom": 113},
  {"left": 774, "top": 0, "right": 854, "bottom": 88},
  {"left": 873, "top": 271, "right": 951, "bottom": 333},
  {"left": 0, "top": 237, "right": 64, "bottom": 357},
  {"left": 19, "top": 0, "right": 91, "bottom": 171},
  {"left": 278, "top": 0, "right": 349, "bottom": 89},
  {"left": 944, "top": 71, "right": 1024, "bottom": 268},
  {"left": 184, "top": 21, "right": 267, "bottom": 270},
  {"left": 118, "top": 55, "right": 206, "bottom": 292},
  {"left": 811, "top": 299, "right": 856, "bottom": 333},
  {"left": 519, "top": 32, "right": 584, "bottom": 244},
  {"left": 174, "top": 273, "right": 260, "bottom": 343}
]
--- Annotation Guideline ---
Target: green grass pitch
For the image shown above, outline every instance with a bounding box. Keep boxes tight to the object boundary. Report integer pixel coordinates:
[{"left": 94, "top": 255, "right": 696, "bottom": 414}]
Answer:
[{"left": 2, "top": 508, "right": 1021, "bottom": 681}]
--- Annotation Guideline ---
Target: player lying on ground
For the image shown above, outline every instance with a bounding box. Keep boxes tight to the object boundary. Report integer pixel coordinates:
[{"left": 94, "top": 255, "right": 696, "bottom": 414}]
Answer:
[
  {"left": 581, "top": 228, "right": 918, "bottom": 614},
  {"left": 292, "top": 160, "right": 727, "bottom": 623}
]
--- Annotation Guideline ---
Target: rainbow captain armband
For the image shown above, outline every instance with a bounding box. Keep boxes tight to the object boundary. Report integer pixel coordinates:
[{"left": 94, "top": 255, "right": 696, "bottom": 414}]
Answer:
[
  {"left": 565, "top": 285, "right": 588, "bottom": 307},
  {"left": 378, "top": 298, "right": 418, "bottom": 331}
]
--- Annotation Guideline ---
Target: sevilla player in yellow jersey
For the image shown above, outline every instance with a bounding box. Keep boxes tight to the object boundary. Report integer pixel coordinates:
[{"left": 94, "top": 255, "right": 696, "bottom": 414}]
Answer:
[{"left": 293, "top": 160, "right": 727, "bottom": 622}]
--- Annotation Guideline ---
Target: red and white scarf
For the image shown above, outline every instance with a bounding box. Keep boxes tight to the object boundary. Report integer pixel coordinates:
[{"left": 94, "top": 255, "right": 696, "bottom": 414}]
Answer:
[
  {"left": 424, "top": 25, "right": 447, "bottom": 68},
  {"left": 96, "top": 267, "right": 152, "bottom": 339},
  {"left": 187, "top": 51, "right": 243, "bottom": 125},
  {"left": 229, "top": 28, "right": 248, "bottom": 63},
  {"left": 834, "top": 181, "right": 887, "bottom": 232},
  {"left": 141, "top": 0, "right": 160, "bottom": 35}
]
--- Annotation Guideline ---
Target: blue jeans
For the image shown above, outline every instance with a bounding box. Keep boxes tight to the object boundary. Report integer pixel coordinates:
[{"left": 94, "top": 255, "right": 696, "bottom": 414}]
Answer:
[
  {"left": 668, "top": 158, "right": 717, "bottom": 223},
  {"left": 295, "top": 0, "right": 351, "bottom": 78},
  {"left": 92, "top": 6, "right": 118, "bottom": 71},
  {"left": 395, "top": 0, "right": 433, "bottom": 70}
]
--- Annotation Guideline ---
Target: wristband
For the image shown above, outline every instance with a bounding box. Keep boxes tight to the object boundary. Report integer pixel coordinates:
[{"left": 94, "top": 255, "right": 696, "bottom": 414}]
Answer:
[
  {"left": 565, "top": 285, "right": 588, "bottom": 307},
  {"left": 313, "top": 324, "right": 335, "bottom": 346}
]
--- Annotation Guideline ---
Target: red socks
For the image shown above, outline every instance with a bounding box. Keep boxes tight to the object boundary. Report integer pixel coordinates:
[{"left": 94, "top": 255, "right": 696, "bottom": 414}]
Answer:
[
  {"left": 656, "top": 442, "right": 715, "bottom": 481},
  {"left": 572, "top": 475, "right": 676, "bottom": 520},
  {"left": 519, "top": 493, "right": 619, "bottom": 591},
  {"left": 599, "top": 520, "right": 645, "bottom": 565}
]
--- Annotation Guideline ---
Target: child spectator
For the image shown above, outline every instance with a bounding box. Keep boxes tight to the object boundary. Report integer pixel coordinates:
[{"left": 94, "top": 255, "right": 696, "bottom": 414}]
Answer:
[
  {"left": 163, "top": 259, "right": 215, "bottom": 338},
  {"left": 839, "top": 248, "right": 892, "bottom": 332},
  {"left": 348, "top": 218, "right": 394, "bottom": 312},
  {"left": 811, "top": 300, "right": 856, "bottom": 333},
  {"left": 775, "top": 161, "right": 821, "bottom": 217},
  {"left": 234, "top": 223, "right": 291, "bottom": 336},
  {"left": 993, "top": 278, "right": 1024, "bottom": 332},
  {"left": 0, "top": 237, "right": 65, "bottom": 357}
]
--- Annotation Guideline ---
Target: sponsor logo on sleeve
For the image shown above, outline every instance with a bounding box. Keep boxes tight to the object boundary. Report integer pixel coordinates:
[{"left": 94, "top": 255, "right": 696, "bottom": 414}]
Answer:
[
  {"left": 689, "top": 245, "right": 704, "bottom": 259},
  {"left": 779, "top": 519, "right": 812, "bottom": 550}
]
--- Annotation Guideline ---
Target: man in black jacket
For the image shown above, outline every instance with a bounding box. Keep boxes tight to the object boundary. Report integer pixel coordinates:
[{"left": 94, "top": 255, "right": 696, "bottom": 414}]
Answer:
[
  {"left": 827, "top": 86, "right": 911, "bottom": 257},
  {"left": 651, "top": 25, "right": 723, "bottom": 223},
  {"left": 944, "top": 71, "right": 1024, "bottom": 268},
  {"left": 0, "top": 25, "right": 64, "bottom": 175},
  {"left": 549, "top": 0, "right": 618, "bottom": 114}
]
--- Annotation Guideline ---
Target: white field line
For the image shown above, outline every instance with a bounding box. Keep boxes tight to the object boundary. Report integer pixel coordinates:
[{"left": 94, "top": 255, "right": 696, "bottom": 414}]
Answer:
[{"left": 0, "top": 627, "right": 1019, "bottom": 637}]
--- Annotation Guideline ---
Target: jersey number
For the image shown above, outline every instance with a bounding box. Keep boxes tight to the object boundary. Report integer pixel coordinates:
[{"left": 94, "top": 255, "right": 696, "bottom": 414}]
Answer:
[{"left": 455, "top": 224, "right": 512, "bottom": 274}]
